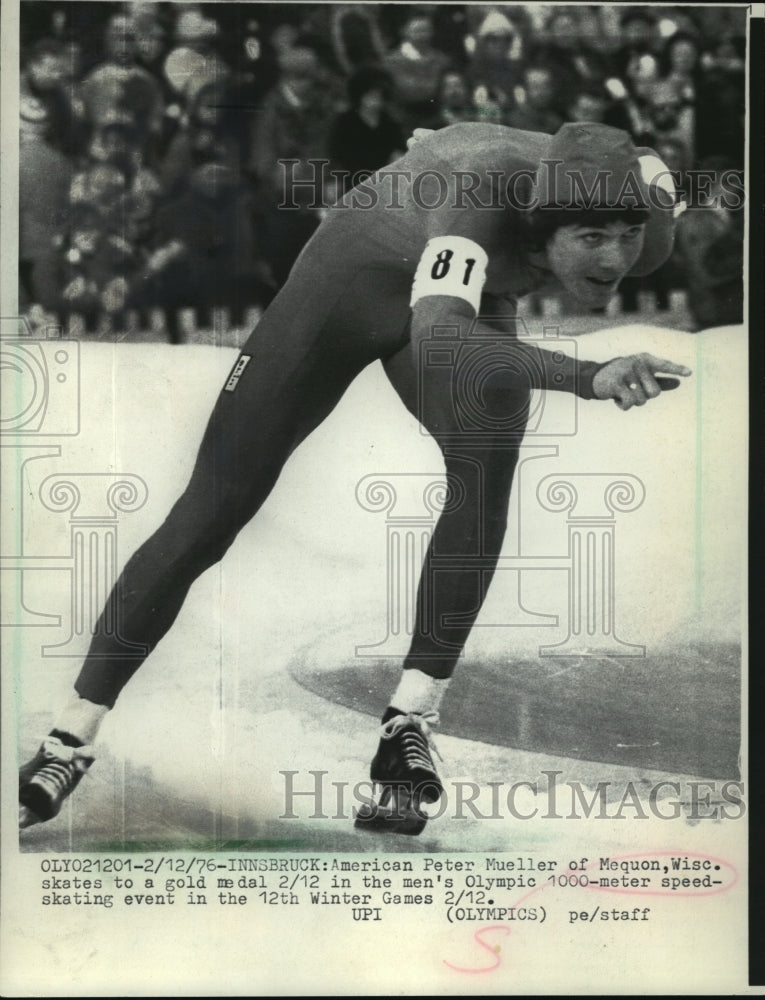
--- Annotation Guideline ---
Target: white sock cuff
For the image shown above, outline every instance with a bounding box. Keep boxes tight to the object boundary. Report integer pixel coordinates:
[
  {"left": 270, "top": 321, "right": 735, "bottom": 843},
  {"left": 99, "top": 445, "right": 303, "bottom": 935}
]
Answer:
[
  {"left": 56, "top": 696, "right": 109, "bottom": 745},
  {"left": 390, "top": 670, "right": 450, "bottom": 715}
]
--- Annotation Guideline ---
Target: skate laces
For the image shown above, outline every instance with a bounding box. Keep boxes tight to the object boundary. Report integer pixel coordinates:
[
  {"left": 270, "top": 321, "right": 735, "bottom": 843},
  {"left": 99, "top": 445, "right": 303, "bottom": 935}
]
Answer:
[
  {"left": 31, "top": 737, "right": 94, "bottom": 796},
  {"left": 381, "top": 711, "right": 443, "bottom": 769}
]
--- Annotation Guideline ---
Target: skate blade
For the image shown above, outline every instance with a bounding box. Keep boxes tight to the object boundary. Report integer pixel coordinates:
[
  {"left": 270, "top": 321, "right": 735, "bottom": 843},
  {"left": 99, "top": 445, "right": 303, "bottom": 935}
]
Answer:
[
  {"left": 354, "top": 801, "right": 427, "bottom": 836},
  {"left": 19, "top": 804, "right": 42, "bottom": 829}
]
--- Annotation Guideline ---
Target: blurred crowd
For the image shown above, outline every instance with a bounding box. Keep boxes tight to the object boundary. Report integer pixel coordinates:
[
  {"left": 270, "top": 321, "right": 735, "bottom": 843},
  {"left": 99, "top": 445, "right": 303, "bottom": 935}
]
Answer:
[{"left": 19, "top": 3, "right": 747, "bottom": 334}]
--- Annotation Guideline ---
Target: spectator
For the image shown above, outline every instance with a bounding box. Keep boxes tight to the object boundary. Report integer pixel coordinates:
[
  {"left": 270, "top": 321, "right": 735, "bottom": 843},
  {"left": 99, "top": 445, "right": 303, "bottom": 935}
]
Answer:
[
  {"left": 80, "top": 14, "right": 164, "bottom": 149},
  {"left": 88, "top": 116, "right": 144, "bottom": 174},
  {"left": 567, "top": 84, "right": 609, "bottom": 124},
  {"left": 383, "top": 13, "right": 450, "bottom": 132},
  {"left": 602, "top": 58, "right": 659, "bottom": 141},
  {"left": 428, "top": 4, "right": 474, "bottom": 70},
  {"left": 674, "top": 159, "right": 744, "bottom": 329},
  {"left": 328, "top": 66, "right": 405, "bottom": 189},
  {"left": 20, "top": 38, "right": 67, "bottom": 111},
  {"left": 69, "top": 163, "right": 129, "bottom": 234},
  {"left": 20, "top": 37, "right": 87, "bottom": 156},
  {"left": 660, "top": 31, "right": 701, "bottom": 100},
  {"left": 577, "top": 6, "right": 623, "bottom": 57},
  {"left": 16, "top": 2, "right": 749, "bottom": 337},
  {"left": 270, "top": 22, "right": 300, "bottom": 57},
  {"left": 160, "top": 78, "right": 247, "bottom": 194},
  {"left": 85, "top": 117, "right": 163, "bottom": 238},
  {"left": 133, "top": 10, "right": 169, "bottom": 80},
  {"left": 654, "top": 135, "right": 691, "bottom": 195},
  {"left": 249, "top": 46, "right": 336, "bottom": 195},
  {"left": 530, "top": 9, "right": 612, "bottom": 103},
  {"left": 701, "top": 33, "right": 745, "bottom": 76},
  {"left": 467, "top": 10, "right": 524, "bottom": 119},
  {"left": 163, "top": 9, "right": 230, "bottom": 111},
  {"left": 434, "top": 68, "right": 480, "bottom": 127},
  {"left": 329, "top": 5, "right": 388, "bottom": 76},
  {"left": 506, "top": 66, "right": 564, "bottom": 134},
  {"left": 143, "top": 163, "right": 266, "bottom": 316},
  {"left": 608, "top": 11, "right": 662, "bottom": 136},
  {"left": 613, "top": 9, "right": 658, "bottom": 80},
  {"left": 19, "top": 94, "right": 72, "bottom": 308},
  {"left": 254, "top": 159, "right": 323, "bottom": 290},
  {"left": 40, "top": 201, "right": 141, "bottom": 328},
  {"left": 696, "top": 36, "right": 745, "bottom": 163},
  {"left": 232, "top": 16, "right": 280, "bottom": 112},
  {"left": 642, "top": 78, "right": 694, "bottom": 167}
]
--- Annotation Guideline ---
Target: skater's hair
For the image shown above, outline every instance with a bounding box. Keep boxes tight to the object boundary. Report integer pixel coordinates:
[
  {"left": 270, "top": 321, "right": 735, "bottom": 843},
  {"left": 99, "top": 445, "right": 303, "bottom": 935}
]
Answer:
[{"left": 522, "top": 205, "right": 649, "bottom": 251}]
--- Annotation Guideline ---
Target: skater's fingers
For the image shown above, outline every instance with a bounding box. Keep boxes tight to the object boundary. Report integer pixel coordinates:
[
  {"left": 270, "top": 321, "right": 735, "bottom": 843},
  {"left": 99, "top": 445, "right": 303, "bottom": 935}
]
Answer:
[
  {"left": 640, "top": 354, "right": 692, "bottom": 377},
  {"left": 655, "top": 376, "right": 681, "bottom": 391},
  {"left": 620, "top": 377, "right": 647, "bottom": 406},
  {"left": 631, "top": 357, "right": 659, "bottom": 400}
]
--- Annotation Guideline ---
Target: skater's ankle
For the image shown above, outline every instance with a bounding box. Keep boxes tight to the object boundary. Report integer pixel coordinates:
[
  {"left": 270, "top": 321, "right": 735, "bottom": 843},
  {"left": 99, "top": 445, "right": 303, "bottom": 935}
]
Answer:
[
  {"left": 54, "top": 695, "right": 108, "bottom": 745},
  {"left": 388, "top": 669, "right": 450, "bottom": 717},
  {"left": 49, "top": 728, "right": 85, "bottom": 749},
  {"left": 381, "top": 705, "right": 406, "bottom": 724}
]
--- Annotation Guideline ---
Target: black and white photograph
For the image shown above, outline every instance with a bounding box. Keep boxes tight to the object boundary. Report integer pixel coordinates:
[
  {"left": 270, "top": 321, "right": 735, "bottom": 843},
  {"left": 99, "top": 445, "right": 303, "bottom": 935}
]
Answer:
[{"left": 1, "top": 0, "right": 758, "bottom": 993}]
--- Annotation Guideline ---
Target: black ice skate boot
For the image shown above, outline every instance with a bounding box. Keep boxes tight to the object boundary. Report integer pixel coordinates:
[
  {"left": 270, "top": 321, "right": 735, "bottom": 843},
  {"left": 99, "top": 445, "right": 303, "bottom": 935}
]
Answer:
[
  {"left": 355, "top": 708, "right": 444, "bottom": 835},
  {"left": 19, "top": 734, "right": 94, "bottom": 828}
]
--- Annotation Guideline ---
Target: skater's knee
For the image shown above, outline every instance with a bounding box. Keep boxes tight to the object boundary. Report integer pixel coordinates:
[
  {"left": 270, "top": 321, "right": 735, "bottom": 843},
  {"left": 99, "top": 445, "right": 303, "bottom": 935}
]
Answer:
[{"left": 164, "top": 487, "right": 246, "bottom": 565}]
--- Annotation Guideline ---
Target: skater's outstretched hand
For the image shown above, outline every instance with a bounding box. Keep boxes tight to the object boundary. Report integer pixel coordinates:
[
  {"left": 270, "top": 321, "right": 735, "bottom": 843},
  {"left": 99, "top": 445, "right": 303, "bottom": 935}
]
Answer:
[{"left": 592, "top": 353, "right": 692, "bottom": 411}]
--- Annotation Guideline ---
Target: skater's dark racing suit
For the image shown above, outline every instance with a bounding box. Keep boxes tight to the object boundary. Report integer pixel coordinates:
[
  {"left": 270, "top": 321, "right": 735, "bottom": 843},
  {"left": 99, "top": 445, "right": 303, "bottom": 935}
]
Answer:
[
  {"left": 20, "top": 123, "right": 689, "bottom": 831},
  {"left": 74, "top": 122, "right": 676, "bottom": 703}
]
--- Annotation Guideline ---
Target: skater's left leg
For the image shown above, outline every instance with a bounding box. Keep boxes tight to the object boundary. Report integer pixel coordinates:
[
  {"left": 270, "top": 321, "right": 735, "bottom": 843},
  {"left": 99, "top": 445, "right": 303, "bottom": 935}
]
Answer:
[
  {"left": 383, "top": 340, "right": 530, "bottom": 697},
  {"left": 355, "top": 341, "right": 529, "bottom": 825}
]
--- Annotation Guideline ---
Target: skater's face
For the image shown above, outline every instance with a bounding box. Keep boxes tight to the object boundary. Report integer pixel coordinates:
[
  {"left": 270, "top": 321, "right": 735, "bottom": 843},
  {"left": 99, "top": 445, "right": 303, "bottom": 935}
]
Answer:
[{"left": 544, "top": 220, "right": 645, "bottom": 307}]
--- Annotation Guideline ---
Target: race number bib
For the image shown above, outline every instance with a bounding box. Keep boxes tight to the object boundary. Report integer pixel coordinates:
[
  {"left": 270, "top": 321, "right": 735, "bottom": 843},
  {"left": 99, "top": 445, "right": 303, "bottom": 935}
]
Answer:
[{"left": 410, "top": 236, "right": 489, "bottom": 313}]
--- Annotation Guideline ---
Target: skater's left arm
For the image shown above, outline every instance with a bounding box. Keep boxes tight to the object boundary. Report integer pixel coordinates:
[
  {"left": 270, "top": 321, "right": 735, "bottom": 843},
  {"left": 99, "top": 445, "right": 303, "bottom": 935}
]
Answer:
[
  {"left": 497, "top": 340, "right": 691, "bottom": 406},
  {"left": 477, "top": 307, "right": 691, "bottom": 405}
]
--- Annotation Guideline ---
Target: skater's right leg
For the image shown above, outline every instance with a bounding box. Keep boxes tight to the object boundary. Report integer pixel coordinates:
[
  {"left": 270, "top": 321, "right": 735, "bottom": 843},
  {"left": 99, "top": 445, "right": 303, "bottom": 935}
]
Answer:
[
  {"left": 21, "top": 361, "right": 305, "bottom": 826},
  {"left": 20, "top": 249, "right": 414, "bottom": 827}
]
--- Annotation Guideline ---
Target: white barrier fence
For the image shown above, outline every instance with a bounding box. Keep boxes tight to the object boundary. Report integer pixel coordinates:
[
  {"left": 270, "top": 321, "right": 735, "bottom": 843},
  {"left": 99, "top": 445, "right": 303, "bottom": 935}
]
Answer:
[{"left": 27, "top": 289, "right": 692, "bottom": 348}]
